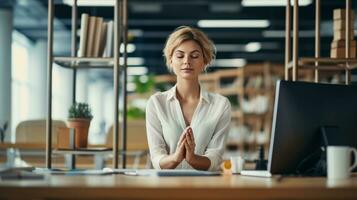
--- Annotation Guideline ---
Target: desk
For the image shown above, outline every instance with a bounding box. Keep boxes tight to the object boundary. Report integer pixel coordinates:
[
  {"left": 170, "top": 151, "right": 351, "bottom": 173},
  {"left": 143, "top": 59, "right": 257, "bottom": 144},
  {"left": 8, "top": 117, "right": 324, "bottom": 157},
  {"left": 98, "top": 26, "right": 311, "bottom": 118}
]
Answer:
[
  {"left": 0, "top": 143, "right": 148, "bottom": 169},
  {"left": 1, "top": 174, "right": 357, "bottom": 200}
]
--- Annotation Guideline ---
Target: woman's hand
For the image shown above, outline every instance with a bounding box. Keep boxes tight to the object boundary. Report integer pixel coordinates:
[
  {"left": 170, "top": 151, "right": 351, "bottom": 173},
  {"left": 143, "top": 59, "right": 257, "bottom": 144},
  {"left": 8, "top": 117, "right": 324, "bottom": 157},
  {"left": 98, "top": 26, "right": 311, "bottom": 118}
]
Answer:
[
  {"left": 184, "top": 127, "right": 196, "bottom": 163},
  {"left": 173, "top": 127, "right": 188, "bottom": 163}
]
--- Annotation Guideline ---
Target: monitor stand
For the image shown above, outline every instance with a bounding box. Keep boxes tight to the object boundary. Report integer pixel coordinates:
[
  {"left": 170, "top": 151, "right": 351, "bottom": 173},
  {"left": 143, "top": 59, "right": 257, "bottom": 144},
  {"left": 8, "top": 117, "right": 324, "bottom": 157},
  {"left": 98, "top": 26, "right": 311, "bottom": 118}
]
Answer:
[{"left": 294, "top": 126, "right": 339, "bottom": 177}]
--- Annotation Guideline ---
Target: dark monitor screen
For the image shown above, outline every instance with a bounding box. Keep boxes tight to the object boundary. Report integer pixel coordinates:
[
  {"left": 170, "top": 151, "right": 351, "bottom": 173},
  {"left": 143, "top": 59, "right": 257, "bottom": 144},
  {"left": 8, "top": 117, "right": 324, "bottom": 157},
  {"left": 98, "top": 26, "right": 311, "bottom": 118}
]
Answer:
[{"left": 268, "top": 80, "right": 357, "bottom": 175}]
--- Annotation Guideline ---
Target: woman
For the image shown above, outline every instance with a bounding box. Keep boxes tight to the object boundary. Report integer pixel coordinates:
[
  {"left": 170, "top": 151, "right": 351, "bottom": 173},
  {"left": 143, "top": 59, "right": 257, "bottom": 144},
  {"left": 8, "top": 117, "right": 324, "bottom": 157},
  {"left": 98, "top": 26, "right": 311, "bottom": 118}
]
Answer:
[{"left": 146, "top": 26, "right": 231, "bottom": 171}]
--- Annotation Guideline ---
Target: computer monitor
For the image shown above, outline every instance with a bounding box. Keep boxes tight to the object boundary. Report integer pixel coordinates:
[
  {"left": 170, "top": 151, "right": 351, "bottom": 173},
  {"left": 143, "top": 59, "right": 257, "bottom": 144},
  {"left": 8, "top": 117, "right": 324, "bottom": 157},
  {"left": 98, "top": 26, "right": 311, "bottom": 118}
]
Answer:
[{"left": 267, "top": 80, "right": 357, "bottom": 175}]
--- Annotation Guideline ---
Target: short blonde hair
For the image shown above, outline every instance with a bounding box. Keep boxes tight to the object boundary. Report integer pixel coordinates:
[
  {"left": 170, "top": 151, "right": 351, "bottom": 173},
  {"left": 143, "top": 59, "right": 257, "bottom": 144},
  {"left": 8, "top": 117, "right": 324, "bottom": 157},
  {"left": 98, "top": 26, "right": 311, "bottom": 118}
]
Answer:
[{"left": 163, "top": 26, "right": 216, "bottom": 71}]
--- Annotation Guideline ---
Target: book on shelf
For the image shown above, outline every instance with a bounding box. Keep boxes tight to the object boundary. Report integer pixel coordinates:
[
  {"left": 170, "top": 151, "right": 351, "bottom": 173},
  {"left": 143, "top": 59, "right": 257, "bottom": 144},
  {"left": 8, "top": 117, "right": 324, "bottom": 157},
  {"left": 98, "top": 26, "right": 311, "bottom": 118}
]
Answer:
[
  {"left": 78, "top": 13, "right": 89, "bottom": 57},
  {"left": 93, "top": 17, "right": 104, "bottom": 57},
  {"left": 333, "top": 19, "right": 354, "bottom": 31},
  {"left": 333, "top": 9, "right": 355, "bottom": 20},
  {"left": 333, "top": 30, "right": 354, "bottom": 41},
  {"left": 98, "top": 22, "right": 108, "bottom": 57},
  {"left": 331, "top": 46, "right": 356, "bottom": 58},
  {"left": 331, "top": 40, "right": 356, "bottom": 48},
  {"left": 86, "top": 16, "right": 97, "bottom": 57},
  {"left": 103, "top": 20, "right": 114, "bottom": 57}
]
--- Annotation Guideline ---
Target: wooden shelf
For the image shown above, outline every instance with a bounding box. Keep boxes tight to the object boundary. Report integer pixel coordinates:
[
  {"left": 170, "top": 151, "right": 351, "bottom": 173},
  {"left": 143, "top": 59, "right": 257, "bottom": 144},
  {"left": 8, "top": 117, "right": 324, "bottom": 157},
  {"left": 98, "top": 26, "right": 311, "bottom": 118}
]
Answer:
[
  {"left": 54, "top": 57, "right": 116, "bottom": 69},
  {"left": 215, "top": 68, "right": 243, "bottom": 78},
  {"left": 53, "top": 148, "right": 112, "bottom": 155},
  {"left": 217, "top": 86, "right": 243, "bottom": 96},
  {"left": 231, "top": 110, "right": 268, "bottom": 119},
  {"left": 154, "top": 75, "right": 176, "bottom": 83}
]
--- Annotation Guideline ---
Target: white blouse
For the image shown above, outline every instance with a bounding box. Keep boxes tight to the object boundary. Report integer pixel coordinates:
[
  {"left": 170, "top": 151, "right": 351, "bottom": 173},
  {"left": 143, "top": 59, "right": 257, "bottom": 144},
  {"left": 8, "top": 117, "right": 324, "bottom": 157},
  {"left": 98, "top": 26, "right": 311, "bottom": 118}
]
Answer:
[{"left": 145, "top": 85, "right": 231, "bottom": 171}]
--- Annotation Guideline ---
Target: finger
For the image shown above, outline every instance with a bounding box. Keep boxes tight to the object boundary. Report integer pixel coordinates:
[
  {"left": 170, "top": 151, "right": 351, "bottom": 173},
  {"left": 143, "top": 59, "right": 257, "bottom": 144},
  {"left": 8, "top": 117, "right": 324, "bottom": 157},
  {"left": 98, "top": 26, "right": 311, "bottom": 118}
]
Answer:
[
  {"left": 178, "top": 130, "right": 188, "bottom": 145},
  {"left": 188, "top": 130, "right": 194, "bottom": 141},
  {"left": 184, "top": 141, "right": 190, "bottom": 152},
  {"left": 179, "top": 127, "right": 190, "bottom": 141},
  {"left": 185, "top": 133, "right": 191, "bottom": 144},
  {"left": 179, "top": 138, "right": 186, "bottom": 149}
]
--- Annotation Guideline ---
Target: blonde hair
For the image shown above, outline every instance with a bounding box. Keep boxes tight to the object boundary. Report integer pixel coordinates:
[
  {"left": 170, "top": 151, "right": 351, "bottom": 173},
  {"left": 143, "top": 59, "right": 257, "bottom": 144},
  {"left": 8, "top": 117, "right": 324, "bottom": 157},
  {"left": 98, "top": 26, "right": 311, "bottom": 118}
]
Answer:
[{"left": 163, "top": 26, "right": 216, "bottom": 72}]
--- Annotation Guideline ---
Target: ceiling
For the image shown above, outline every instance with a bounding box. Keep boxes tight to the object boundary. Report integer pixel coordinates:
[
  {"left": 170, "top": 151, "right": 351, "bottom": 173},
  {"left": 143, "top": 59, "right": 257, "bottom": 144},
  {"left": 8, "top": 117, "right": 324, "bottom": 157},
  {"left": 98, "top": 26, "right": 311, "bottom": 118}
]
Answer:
[{"left": 4, "top": 0, "right": 357, "bottom": 78}]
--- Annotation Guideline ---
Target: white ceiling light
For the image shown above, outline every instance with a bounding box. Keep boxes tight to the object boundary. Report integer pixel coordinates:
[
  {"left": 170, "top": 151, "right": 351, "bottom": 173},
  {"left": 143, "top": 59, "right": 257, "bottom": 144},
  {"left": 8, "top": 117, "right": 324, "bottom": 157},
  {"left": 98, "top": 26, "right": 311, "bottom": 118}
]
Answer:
[
  {"left": 198, "top": 20, "right": 270, "bottom": 28},
  {"left": 213, "top": 59, "right": 247, "bottom": 67},
  {"left": 242, "top": 0, "right": 312, "bottom": 7},
  {"left": 120, "top": 43, "right": 136, "bottom": 53},
  {"left": 215, "top": 44, "right": 246, "bottom": 52},
  {"left": 127, "top": 66, "right": 148, "bottom": 76},
  {"left": 129, "top": 29, "right": 144, "bottom": 37},
  {"left": 63, "top": 0, "right": 114, "bottom": 7},
  {"left": 245, "top": 42, "right": 262, "bottom": 52}
]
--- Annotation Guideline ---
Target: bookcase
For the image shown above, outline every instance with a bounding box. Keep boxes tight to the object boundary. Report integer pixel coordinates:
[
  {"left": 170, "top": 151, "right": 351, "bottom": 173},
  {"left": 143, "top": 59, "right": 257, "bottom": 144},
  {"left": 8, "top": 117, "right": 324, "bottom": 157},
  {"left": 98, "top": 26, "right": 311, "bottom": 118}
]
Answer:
[
  {"left": 46, "top": 0, "right": 128, "bottom": 169},
  {"left": 286, "top": 0, "right": 356, "bottom": 85}
]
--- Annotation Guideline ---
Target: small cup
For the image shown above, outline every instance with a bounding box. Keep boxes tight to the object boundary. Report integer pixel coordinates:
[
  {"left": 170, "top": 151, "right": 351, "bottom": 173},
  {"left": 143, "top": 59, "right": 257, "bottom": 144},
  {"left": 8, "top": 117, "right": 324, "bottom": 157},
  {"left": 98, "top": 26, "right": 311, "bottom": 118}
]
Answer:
[
  {"left": 230, "top": 156, "right": 245, "bottom": 174},
  {"left": 327, "top": 146, "right": 357, "bottom": 180}
]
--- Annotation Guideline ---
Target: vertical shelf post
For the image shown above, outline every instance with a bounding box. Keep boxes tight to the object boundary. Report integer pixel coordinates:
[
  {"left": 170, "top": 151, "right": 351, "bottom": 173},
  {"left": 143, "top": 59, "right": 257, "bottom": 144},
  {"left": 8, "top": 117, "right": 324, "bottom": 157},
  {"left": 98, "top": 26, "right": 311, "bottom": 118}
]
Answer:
[
  {"left": 292, "top": 0, "right": 299, "bottom": 81},
  {"left": 71, "top": 0, "right": 77, "bottom": 103},
  {"left": 345, "top": 0, "right": 351, "bottom": 85},
  {"left": 121, "top": 0, "right": 128, "bottom": 169},
  {"left": 113, "top": 0, "right": 121, "bottom": 169},
  {"left": 315, "top": 0, "right": 320, "bottom": 83},
  {"left": 46, "top": 0, "right": 54, "bottom": 169},
  {"left": 69, "top": 0, "right": 78, "bottom": 169},
  {"left": 285, "top": 0, "right": 291, "bottom": 81}
]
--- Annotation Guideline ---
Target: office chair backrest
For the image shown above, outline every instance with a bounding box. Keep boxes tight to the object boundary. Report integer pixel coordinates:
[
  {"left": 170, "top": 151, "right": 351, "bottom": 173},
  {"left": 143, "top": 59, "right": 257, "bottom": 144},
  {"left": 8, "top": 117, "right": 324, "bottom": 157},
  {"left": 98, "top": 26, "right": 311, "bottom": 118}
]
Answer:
[
  {"left": 15, "top": 119, "right": 67, "bottom": 144},
  {"left": 106, "top": 119, "right": 148, "bottom": 151}
]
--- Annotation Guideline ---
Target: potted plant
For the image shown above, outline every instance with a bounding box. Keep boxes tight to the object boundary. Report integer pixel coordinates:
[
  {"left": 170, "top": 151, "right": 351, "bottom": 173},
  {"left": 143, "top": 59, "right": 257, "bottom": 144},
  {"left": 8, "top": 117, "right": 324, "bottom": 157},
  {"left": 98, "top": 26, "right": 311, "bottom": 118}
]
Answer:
[{"left": 67, "top": 102, "right": 93, "bottom": 148}]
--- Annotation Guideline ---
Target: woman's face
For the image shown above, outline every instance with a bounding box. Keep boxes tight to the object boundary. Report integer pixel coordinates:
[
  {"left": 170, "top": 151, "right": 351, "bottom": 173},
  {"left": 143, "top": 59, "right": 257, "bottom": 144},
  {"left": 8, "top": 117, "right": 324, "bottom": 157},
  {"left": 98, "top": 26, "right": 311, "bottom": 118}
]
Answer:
[{"left": 170, "top": 40, "right": 205, "bottom": 80}]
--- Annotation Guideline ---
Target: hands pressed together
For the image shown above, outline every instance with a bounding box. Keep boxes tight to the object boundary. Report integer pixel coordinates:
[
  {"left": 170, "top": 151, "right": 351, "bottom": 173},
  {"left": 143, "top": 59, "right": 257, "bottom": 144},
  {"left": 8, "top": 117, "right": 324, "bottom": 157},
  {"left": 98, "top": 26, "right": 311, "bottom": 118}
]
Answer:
[{"left": 174, "top": 126, "right": 196, "bottom": 164}]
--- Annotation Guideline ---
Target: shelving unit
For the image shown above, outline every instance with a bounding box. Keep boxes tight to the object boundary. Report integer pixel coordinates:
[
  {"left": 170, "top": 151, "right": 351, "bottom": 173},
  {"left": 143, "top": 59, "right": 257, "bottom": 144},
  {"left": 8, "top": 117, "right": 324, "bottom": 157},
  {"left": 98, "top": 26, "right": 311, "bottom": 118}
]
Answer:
[
  {"left": 285, "top": 0, "right": 356, "bottom": 84},
  {"left": 46, "top": 0, "right": 128, "bottom": 169},
  {"left": 220, "top": 64, "right": 282, "bottom": 159}
]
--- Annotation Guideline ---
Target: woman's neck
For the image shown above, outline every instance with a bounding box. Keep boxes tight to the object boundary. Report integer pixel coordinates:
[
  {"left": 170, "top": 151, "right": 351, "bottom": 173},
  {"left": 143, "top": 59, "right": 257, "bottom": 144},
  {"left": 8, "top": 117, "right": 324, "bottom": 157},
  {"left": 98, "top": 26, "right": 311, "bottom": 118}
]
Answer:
[{"left": 176, "top": 78, "right": 200, "bottom": 101}]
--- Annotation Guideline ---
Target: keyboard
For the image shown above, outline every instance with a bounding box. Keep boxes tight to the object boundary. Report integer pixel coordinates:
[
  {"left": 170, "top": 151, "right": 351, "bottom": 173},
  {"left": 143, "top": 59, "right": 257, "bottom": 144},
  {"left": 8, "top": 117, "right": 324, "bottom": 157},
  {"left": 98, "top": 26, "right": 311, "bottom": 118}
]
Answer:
[
  {"left": 127, "top": 169, "right": 221, "bottom": 176},
  {"left": 240, "top": 170, "right": 272, "bottom": 177}
]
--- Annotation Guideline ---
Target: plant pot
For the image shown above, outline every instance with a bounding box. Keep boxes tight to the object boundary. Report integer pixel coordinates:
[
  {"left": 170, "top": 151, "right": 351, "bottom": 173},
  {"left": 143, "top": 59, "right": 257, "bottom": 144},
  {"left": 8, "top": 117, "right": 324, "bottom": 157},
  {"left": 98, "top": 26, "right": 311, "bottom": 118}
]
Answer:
[{"left": 67, "top": 118, "right": 91, "bottom": 148}]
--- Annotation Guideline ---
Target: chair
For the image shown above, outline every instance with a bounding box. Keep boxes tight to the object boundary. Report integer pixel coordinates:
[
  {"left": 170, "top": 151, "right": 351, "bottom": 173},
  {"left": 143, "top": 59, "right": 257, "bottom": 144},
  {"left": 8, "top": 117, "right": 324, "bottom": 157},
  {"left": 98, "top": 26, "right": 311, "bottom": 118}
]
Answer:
[
  {"left": 106, "top": 119, "right": 150, "bottom": 168},
  {"left": 2, "top": 119, "right": 67, "bottom": 168},
  {"left": 15, "top": 119, "right": 67, "bottom": 145}
]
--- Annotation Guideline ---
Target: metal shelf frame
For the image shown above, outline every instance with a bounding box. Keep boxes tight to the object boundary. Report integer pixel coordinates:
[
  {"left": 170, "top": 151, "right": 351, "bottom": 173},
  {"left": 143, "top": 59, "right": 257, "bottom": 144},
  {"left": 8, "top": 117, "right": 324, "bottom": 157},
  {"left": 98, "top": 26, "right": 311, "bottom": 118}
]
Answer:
[
  {"left": 46, "top": 0, "right": 128, "bottom": 169},
  {"left": 285, "top": 0, "right": 354, "bottom": 84}
]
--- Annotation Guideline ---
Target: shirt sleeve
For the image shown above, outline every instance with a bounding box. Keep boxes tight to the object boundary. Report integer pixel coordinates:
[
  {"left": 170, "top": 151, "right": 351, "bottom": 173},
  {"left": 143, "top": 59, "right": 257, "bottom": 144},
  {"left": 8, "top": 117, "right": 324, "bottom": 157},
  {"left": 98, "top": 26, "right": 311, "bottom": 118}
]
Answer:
[
  {"left": 204, "top": 98, "right": 231, "bottom": 171},
  {"left": 145, "top": 96, "right": 168, "bottom": 169}
]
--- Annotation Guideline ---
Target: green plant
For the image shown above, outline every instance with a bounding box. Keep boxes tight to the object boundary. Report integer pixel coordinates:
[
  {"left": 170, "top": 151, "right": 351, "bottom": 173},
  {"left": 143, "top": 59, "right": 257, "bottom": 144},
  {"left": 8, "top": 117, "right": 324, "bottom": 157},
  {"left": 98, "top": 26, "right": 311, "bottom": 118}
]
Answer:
[
  {"left": 127, "top": 106, "right": 145, "bottom": 119},
  {"left": 133, "top": 74, "right": 155, "bottom": 94},
  {"left": 68, "top": 102, "right": 93, "bottom": 119}
]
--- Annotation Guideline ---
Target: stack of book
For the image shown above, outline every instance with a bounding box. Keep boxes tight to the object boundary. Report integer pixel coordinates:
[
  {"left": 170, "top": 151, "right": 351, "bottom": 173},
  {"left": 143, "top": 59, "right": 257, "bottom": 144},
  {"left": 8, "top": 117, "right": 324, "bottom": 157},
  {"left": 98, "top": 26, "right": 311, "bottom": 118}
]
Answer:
[
  {"left": 331, "top": 9, "right": 356, "bottom": 58},
  {"left": 77, "top": 13, "right": 114, "bottom": 58}
]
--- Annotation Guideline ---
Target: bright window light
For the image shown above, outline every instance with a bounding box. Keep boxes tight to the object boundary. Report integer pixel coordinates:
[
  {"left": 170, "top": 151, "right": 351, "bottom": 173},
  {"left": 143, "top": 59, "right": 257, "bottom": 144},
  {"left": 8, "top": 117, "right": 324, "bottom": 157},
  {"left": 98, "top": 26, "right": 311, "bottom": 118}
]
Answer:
[
  {"left": 127, "top": 66, "right": 148, "bottom": 76},
  {"left": 198, "top": 20, "right": 270, "bottom": 28},
  {"left": 127, "top": 82, "right": 136, "bottom": 92},
  {"left": 245, "top": 42, "right": 262, "bottom": 52},
  {"left": 120, "top": 57, "right": 144, "bottom": 66},
  {"left": 63, "top": 0, "right": 114, "bottom": 6},
  {"left": 242, "top": 0, "right": 312, "bottom": 7},
  {"left": 213, "top": 59, "right": 247, "bottom": 67}
]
